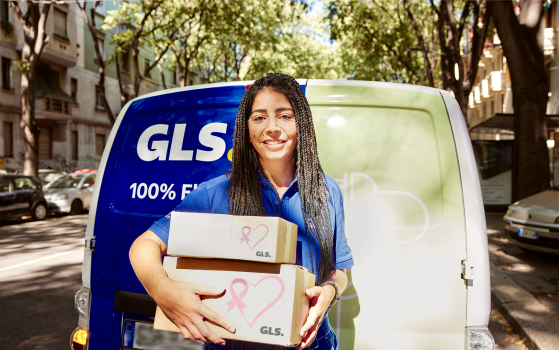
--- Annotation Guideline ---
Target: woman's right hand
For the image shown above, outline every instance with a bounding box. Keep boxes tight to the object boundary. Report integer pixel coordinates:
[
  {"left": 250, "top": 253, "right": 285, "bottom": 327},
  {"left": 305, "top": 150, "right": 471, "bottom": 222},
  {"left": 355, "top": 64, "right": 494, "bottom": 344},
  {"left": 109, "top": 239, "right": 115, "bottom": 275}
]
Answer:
[{"left": 154, "top": 278, "right": 236, "bottom": 345}]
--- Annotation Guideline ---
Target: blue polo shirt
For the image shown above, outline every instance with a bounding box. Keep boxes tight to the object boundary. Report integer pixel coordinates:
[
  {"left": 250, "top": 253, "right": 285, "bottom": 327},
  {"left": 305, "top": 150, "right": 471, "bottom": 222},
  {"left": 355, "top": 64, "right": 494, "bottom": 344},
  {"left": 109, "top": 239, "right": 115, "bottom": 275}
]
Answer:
[{"left": 149, "top": 173, "right": 354, "bottom": 279}]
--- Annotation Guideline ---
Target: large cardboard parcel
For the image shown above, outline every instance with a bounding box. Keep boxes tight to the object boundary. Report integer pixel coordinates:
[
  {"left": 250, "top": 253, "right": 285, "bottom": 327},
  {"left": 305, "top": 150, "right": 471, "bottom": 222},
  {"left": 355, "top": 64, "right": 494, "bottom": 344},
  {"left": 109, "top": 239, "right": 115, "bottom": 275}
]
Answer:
[
  {"left": 168, "top": 212, "right": 298, "bottom": 264},
  {"left": 154, "top": 256, "right": 315, "bottom": 347}
]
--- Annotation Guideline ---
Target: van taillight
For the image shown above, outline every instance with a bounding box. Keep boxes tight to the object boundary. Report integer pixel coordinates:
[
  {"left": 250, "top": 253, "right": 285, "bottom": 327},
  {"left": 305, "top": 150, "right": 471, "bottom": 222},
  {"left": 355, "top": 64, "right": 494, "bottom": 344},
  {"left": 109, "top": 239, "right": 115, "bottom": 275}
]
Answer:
[{"left": 70, "top": 327, "right": 88, "bottom": 350}]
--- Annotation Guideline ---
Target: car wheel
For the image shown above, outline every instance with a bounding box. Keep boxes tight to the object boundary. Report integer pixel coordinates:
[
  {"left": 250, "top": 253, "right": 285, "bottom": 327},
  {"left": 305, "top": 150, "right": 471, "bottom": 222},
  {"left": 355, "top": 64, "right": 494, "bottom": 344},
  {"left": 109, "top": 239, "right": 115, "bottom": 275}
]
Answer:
[
  {"left": 32, "top": 203, "right": 47, "bottom": 220},
  {"left": 70, "top": 199, "right": 83, "bottom": 215}
]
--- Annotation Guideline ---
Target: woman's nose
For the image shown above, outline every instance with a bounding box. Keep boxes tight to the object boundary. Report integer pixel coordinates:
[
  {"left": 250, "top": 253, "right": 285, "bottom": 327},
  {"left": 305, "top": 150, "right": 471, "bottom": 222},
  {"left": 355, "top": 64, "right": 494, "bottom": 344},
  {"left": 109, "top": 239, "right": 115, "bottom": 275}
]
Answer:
[{"left": 265, "top": 118, "right": 281, "bottom": 134}]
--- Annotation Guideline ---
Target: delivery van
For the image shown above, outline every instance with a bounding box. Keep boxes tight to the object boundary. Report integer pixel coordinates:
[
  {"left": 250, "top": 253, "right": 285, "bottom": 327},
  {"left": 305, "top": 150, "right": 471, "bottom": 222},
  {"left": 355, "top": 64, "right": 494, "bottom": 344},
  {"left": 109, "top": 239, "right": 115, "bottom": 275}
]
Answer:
[{"left": 71, "top": 80, "right": 494, "bottom": 350}]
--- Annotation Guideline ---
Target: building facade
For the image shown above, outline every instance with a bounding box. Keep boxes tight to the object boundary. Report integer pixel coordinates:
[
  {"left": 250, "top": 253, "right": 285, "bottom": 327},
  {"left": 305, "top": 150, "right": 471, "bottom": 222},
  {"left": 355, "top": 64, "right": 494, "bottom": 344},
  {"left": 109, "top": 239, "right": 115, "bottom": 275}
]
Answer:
[{"left": 0, "top": 1, "right": 200, "bottom": 173}]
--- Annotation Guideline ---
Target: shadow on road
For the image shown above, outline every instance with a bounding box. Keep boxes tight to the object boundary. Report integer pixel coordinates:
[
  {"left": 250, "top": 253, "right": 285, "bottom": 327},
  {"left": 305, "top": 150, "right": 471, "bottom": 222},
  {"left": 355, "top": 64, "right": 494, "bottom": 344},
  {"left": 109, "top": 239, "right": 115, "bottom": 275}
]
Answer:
[{"left": 0, "top": 261, "right": 83, "bottom": 350}]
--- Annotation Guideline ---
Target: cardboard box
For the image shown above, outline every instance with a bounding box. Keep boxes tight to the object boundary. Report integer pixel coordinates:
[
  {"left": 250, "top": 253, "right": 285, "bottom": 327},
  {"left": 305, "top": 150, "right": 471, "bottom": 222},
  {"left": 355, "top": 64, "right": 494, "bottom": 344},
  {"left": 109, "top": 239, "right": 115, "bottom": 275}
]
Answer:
[
  {"left": 168, "top": 212, "right": 298, "bottom": 264},
  {"left": 154, "top": 256, "right": 315, "bottom": 347}
]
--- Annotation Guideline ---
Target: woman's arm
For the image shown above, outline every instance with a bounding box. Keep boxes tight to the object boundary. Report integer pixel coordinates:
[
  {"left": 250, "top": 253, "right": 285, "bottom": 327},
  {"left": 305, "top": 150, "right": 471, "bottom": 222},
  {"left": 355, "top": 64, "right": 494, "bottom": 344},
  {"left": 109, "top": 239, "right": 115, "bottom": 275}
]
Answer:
[
  {"left": 297, "top": 268, "right": 348, "bottom": 349},
  {"left": 129, "top": 230, "right": 236, "bottom": 345}
]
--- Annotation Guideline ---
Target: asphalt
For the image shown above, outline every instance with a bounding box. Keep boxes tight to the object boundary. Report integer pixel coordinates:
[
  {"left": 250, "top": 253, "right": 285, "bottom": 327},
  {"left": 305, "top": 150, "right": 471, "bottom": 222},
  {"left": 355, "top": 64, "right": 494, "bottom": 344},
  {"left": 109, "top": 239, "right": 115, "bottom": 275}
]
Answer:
[{"left": 486, "top": 212, "right": 559, "bottom": 350}]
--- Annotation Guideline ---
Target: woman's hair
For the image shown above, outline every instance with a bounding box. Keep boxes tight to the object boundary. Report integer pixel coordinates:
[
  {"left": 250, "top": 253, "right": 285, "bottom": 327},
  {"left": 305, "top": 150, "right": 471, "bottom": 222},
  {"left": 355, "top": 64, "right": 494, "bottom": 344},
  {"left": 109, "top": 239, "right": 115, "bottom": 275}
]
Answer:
[{"left": 228, "top": 73, "right": 333, "bottom": 284}]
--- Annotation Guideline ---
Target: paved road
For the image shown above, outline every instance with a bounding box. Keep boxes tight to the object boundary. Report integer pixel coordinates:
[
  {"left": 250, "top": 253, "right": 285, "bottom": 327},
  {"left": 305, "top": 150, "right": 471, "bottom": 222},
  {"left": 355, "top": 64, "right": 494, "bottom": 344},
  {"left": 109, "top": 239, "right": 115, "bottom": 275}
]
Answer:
[
  {"left": 0, "top": 213, "right": 533, "bottom": 350},
  {"left": 486, "top": 213, "right": 558, "bottom": 320},
  {"left": 0, "top": 214, "right": 87, "bottom": 350}
]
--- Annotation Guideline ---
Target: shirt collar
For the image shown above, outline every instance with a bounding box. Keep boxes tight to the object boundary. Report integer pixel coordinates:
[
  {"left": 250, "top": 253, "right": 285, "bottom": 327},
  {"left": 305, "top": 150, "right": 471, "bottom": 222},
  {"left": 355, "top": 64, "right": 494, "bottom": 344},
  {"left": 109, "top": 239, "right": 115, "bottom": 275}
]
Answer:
[{"left": 258, "top": 171, "right": 298, "bottom": 192}]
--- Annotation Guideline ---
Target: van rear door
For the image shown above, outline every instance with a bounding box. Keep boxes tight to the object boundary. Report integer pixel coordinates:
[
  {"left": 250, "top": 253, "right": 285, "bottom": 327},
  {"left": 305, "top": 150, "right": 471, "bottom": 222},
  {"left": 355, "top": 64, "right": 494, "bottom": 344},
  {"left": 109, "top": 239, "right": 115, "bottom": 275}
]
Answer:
[{"left": 307, "top": 80, "right": 467, "bottom": 350}]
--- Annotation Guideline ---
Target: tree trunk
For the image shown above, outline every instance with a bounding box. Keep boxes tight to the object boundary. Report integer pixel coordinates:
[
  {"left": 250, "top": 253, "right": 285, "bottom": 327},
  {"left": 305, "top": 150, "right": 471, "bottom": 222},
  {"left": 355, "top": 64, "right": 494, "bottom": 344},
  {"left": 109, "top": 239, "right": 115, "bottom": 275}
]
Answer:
[
  {"left": 132, "top": 43, "right": 142, "bottom": 98},
  {"left": 10, "top": 2, "right": 51, "bottom": 177},
  {"left": 20, "top": 64, "right": 39, "bottom": 176},
  {"left": 492, "top": 0, "right": 550, "bottom": 201}
]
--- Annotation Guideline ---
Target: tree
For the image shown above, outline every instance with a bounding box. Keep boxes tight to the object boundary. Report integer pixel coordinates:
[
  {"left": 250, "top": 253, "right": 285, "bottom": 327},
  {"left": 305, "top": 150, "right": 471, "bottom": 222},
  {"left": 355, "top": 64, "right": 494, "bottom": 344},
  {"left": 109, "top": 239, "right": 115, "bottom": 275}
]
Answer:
[
  {"left": 104, "top": 0, "right": 174, "bottom": 98},
  {"left": 420, "top": 0, "right": 493, "bottom": 118},
  {"left": 492, "top": 0, "right": 550, "bottom": 200},
  {"left": 326, "top": 0, "right": 491, "bottom": 117},
  {"left": 9, "top": 1, "right": 52, "bottom": 177},
  {"left": 77, "top": 1, "right": 115, "bottom": 125}
]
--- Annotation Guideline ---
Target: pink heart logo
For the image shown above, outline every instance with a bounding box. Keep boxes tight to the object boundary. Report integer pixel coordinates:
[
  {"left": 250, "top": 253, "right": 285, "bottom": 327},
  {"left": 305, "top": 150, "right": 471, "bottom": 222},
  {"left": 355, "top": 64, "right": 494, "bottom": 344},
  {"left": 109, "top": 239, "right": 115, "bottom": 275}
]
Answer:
[
  {"left": 239, "top": 225, "right": 269, "bottom": 251},
  {"left": 225, "top": 276, "right": 285, "bottom": 328}
]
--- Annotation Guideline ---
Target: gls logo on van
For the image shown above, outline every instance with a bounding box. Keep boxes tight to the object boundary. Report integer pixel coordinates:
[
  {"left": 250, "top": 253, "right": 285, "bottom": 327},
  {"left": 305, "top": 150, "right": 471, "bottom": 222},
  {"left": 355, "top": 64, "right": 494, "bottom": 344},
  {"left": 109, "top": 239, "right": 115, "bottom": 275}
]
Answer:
[{"left": 137, "top": 123, "right": 227, "bottom": 162}]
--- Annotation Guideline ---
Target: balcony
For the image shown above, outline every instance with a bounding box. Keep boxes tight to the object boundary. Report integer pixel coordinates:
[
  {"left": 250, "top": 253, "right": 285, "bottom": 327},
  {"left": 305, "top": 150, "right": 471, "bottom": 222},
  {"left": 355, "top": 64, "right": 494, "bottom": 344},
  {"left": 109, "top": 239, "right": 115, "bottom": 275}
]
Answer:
[
  {"left": 474, "top": 86, "right": 481, "bottom": 104},
  {"left": 544, "top": 28, "right": 555, "bottom": 55},
  {"left": 488, "top": 71, "right": 505, "bottom": 92},
  {"left": 481, "top": 79, "right": 490, "bottom": 98}
]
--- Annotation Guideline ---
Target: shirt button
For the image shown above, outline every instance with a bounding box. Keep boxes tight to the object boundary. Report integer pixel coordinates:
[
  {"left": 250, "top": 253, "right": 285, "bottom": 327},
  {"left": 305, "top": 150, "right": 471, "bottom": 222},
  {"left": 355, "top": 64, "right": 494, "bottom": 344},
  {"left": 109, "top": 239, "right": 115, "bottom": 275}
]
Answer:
[{"left": 275, "top": 201, "right": 279, "bottom": 205}]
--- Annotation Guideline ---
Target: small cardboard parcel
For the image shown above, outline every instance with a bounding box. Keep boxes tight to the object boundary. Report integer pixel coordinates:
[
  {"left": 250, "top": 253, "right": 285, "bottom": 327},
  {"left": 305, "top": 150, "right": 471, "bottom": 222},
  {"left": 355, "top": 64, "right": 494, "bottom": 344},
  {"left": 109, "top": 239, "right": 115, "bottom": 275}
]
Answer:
[
  {"left": 168, "top": 212, "right": 298, "bottom": 264},
  {"left": 154, "top": 256, "right": 315, "bottom": 346}
]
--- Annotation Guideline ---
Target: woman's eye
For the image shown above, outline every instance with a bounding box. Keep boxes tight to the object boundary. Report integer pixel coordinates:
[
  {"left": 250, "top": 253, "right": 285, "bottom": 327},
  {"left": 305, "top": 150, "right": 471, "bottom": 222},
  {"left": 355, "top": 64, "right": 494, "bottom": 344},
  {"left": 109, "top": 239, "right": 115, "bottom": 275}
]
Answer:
[
  {"left": 253, "top": 115, "right": 265, "bottom": 122},
  {"left": 279, "top": 114, "right": 293, "bottom": 120}
]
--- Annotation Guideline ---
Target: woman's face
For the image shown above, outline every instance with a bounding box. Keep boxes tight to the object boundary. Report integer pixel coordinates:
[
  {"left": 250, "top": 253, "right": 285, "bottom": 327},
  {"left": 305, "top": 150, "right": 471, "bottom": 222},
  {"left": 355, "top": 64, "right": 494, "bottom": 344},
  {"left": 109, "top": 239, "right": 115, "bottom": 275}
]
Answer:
[{"left": 248, "top": 88, "right": 297, "bottom": 166}]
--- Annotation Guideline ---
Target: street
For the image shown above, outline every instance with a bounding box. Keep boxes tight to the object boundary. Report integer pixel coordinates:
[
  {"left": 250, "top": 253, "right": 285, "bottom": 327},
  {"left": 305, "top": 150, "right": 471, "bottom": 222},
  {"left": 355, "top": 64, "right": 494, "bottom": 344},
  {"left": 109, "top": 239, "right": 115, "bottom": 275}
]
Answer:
[
  {"left": 0, "top": 213, "right": 546, "bottom": 350},
  {"left": 0, "top": 215, "right": 86, "bottom": 350}
]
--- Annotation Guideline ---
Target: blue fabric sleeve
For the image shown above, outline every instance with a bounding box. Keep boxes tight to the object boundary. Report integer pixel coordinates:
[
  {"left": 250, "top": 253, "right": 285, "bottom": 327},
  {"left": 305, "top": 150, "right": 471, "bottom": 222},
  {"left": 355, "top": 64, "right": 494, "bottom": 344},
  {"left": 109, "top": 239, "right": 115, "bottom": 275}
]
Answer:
[
  {"left": 328, "top": 178, "right": 354, "bottom": 270},
  {"left": 148, "top": 183, "right": 210, "bottom": 246}
]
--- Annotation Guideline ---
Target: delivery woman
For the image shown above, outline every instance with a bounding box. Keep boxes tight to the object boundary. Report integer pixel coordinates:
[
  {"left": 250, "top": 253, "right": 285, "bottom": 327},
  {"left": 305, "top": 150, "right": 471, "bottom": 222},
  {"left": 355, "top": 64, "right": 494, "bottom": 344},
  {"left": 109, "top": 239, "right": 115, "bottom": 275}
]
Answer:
[{"left": 129, "top": 73, "right": 354, "bottom": 349}]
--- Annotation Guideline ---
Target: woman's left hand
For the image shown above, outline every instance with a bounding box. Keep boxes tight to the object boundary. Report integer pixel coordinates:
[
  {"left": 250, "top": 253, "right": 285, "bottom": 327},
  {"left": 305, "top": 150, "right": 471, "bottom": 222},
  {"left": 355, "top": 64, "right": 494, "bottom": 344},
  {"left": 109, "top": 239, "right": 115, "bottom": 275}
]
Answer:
[{"left": 297, "top": 285, "right": 336, "bottom": 349}]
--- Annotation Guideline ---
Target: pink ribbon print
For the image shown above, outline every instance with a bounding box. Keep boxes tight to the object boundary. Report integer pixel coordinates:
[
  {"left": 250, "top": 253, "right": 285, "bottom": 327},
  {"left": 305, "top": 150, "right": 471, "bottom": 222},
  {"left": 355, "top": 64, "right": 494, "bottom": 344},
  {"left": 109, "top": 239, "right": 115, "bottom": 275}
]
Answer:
[
  {"left": 225, "top": 276, "right": 285, "bottom": 328},
  {"left": 239, "top": 225, "right": 269, "bottom": 251}
]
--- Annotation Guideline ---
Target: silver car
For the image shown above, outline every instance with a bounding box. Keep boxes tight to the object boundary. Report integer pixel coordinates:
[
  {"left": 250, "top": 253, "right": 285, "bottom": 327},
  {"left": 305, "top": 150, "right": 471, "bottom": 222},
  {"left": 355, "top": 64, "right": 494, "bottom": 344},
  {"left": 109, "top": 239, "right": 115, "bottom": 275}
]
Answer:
[
  {"left": 44, "top": 173, "right": 97, "bottom": 214},
  {"left": 503, "top": 187, "right": 559, "bottom": 254}
]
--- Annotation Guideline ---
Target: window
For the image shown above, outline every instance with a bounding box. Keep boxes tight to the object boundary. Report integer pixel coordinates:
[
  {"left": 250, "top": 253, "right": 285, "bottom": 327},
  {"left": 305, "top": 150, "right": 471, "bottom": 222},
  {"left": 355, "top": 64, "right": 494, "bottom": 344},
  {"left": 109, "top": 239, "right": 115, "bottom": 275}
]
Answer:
[
  {"left": 120, "top": 50, "right": 130, "bottom": 72},
  {"left": 144, "top": 58, "right": 151, "bottom": 78},
  {"left": 53, "top": 8, "right": 67, "bottom": 38},
  {"left": 1, "top": 0, "right": 10, "bottom": 22},
  {"left": 95, "top": 85, "right": 104, "bottom": 109},
  {"left": 95, "top": 134, "right": 105, "bottom": 156},
  {"left": 38, "top": 127, "right": 52, "bottom": 160},
  {"left": 2, "top": 57, "right": 11, "bottom": 90},
  {"left": 14, "top": 177, "right": 36, "bottom": 191},
  {"left": 94, "top": 2, "right": 105, "bottom": 16},
  {"left": 83, "top": 174, "right": 96, "bottom": 188},
  {"left": 189, "top": 79, "right": 193, "bottom": 86},
  {"left": 0, "top": 177, "right": 11, "bottom": 193},
  {"left": 71, "top": 130, "right": 78, "bottom": 160},
  {"left": 172, "top": 69, "right": 177, "bottom": 85},
  {"left": 490, "top": 99, "right": 494, "bottom": 117},
  {"left": 71, "top": 78, "right": 77, "bottom": 103},
  {"left": 3, "top": 122, "right": 13, "bottom": 157}
]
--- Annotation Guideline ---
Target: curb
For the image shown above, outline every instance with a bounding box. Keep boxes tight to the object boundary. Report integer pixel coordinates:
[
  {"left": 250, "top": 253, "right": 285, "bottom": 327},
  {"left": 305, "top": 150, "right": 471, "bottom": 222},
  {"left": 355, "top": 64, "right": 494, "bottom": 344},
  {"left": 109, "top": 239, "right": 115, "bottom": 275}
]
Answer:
[{"left": 490, "top": 263, "right": 559, "bottom": 350}]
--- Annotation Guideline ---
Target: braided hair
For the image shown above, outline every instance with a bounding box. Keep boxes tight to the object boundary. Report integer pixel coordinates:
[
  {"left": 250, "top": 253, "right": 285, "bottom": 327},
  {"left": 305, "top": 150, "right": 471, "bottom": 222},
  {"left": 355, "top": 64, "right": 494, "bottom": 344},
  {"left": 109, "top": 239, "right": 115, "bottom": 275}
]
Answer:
[{"left": 228, "top": 73, "right": 333, "bottom": 285}]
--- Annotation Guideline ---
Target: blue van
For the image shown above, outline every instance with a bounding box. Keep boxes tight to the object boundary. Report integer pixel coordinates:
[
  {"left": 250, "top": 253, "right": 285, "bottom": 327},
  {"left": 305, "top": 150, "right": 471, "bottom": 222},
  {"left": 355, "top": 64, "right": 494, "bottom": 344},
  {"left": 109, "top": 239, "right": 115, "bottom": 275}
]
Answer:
[{"left": 71, "top": 80, "right": 495, "bottom": 350}]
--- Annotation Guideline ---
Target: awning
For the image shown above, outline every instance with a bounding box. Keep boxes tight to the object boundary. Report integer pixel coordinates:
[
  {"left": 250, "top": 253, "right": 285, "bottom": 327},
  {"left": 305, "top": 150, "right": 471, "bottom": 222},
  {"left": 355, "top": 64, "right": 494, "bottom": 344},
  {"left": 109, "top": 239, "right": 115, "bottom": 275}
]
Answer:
[
  {"left": 469, "top": 113, "right": 559, "bottom": 133},
  {"left": 34, "top": 67, "right": 74, "bottom": 102}
]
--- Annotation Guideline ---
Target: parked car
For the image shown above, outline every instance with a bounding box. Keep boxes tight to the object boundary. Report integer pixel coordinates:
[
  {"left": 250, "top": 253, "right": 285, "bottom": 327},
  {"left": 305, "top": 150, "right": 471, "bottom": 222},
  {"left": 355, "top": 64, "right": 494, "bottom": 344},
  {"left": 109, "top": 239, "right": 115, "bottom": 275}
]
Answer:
[
  {"left": 0, "top": 175, "right": 47, "bottom": 220},
  {"left": 502, "top": 187, "right": 559, "bottom": 254},
  {"left": 38, "top": 169, "right": 67, "bottom": 186},
  {"left": 70, "top": 80, "right": 495, "bottom": 350},
  {"left": 44, "top": 172, "right": 97, "bottom": 215}
]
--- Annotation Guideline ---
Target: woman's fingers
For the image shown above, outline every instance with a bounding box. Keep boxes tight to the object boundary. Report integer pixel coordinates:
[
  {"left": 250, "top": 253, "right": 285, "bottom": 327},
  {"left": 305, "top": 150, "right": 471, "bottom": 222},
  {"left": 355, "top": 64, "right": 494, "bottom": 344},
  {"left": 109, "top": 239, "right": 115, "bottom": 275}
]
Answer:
[
  {"left": 201, "top": 303, "right": 236, "bottom": 334},
  {"left": 177, "top": 325, "right": 195, "bottom": 341},
  {"left": 300, "top": 320, "right": 321, "bottom": 349},
  {"left": 184, "top": 321, "right": 208, "bottom": 343},
  {"left": 192, "top": 316, "right": 226, "bottom": 345},
  {"left": 190, "top": 283, "right": 226, "bottom": 297}
]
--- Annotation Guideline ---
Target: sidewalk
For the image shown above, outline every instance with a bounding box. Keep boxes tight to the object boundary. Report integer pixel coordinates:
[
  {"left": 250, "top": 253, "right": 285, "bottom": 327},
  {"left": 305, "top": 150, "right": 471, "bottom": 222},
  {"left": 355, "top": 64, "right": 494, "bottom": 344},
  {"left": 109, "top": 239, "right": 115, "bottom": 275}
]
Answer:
[{"left": 486, "top": 213, "right": 559, "bottom": 350}]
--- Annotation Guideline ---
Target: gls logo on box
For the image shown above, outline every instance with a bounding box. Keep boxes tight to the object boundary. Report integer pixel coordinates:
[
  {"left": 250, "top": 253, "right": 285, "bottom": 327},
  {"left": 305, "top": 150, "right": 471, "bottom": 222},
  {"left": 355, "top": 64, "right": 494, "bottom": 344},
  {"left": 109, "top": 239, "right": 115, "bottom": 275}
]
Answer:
[{"left": 137, "top": 123, "right": 227, "bottom": 162}]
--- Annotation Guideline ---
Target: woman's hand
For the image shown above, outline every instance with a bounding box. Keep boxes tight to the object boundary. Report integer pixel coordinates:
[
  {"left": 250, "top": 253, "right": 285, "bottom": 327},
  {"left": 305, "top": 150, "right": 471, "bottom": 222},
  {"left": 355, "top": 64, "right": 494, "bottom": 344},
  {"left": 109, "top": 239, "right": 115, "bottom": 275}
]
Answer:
[
  {"left": 129, "top": 231, "right": 235, "bottom": 345},
  {"left": 297, "top": 285, "right": 336, "bottom": 349},
  {"left": 154, "top": 278, "right": 236, "bottom": 345}
]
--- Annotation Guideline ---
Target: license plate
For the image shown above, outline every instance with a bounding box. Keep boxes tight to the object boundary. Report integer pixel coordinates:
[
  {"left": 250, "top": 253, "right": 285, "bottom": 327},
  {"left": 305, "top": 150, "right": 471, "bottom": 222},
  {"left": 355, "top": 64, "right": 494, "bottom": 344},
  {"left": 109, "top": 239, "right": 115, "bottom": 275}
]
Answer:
[
  {"left": 517, "top": 228, "right": 539, "bottom": 240},
  {"left": 122, "top": 319, "right": 203, "bottom": 350}
]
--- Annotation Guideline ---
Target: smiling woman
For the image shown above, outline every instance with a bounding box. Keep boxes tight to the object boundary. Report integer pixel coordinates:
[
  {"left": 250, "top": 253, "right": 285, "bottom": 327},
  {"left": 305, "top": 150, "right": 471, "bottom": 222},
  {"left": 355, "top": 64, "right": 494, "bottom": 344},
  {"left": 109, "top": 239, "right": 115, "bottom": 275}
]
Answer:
[{"left": 129, "top": 73, "right": 353, "bottom": 350}]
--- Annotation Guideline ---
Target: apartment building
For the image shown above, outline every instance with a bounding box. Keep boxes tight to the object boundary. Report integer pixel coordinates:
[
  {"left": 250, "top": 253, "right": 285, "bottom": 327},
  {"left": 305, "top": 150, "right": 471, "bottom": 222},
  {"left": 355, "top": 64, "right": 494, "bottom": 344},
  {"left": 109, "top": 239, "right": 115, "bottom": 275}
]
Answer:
[
  {"left": 466, "top": 1, "right": 558, "bottom": 207},
  {"left": 0, "top": 1, "right": 200, "bottom": 173}
]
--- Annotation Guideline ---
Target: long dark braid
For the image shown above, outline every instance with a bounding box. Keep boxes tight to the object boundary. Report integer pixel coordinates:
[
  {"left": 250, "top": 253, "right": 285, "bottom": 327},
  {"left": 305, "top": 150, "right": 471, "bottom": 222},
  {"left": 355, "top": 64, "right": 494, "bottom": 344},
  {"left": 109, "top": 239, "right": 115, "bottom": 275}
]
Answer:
[{"left": 227, "top": 73, "right": 334, "bottom": 284}]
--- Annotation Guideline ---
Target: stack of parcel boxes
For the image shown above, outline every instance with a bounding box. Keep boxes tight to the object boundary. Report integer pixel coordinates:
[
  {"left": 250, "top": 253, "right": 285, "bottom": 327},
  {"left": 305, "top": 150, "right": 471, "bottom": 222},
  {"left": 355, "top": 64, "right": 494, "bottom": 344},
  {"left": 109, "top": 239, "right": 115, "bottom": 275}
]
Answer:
[{"left": 154, "top": 212, "right": 315, "bottom": 347}]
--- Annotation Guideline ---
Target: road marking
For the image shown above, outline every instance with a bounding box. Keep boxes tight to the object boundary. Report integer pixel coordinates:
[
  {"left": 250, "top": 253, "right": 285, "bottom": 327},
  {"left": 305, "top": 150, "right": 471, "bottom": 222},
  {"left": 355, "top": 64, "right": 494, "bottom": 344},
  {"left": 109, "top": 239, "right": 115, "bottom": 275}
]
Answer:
[{"left": 0, "top": 248, "right": 83, "bottom": 272}]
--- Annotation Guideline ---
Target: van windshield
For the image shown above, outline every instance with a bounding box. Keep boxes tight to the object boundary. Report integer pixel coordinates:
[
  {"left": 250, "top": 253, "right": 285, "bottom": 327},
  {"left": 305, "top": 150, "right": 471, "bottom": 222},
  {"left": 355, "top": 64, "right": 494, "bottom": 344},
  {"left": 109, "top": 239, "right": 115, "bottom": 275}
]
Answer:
[{"left": 48, "top": 174, "right": 84, "bottom": 189}]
